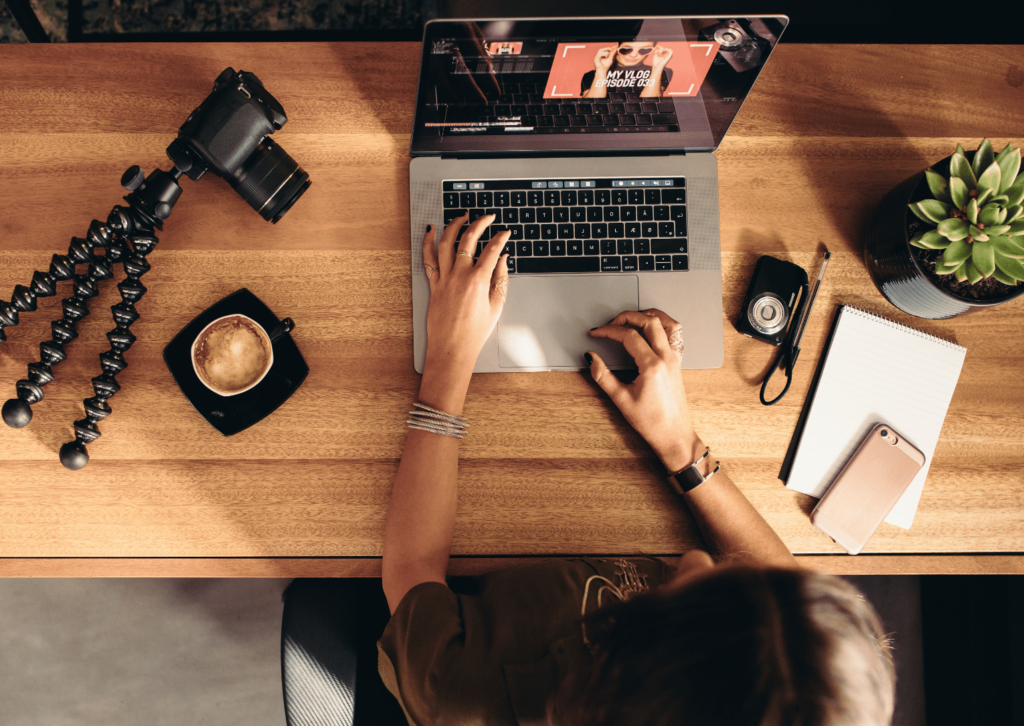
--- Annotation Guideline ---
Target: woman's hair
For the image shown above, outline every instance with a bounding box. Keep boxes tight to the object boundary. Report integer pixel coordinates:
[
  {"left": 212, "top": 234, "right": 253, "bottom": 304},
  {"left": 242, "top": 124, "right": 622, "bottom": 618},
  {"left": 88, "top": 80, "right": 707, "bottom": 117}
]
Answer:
[{"left": 548, "top": 567, "right": 895, "bottom": 726}]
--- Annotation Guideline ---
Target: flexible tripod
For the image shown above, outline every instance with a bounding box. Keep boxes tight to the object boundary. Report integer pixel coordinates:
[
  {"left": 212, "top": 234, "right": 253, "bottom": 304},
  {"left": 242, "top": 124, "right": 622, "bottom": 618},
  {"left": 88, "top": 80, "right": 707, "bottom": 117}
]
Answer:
[{"left": 1, "top": 165, "right": 183, "bottom": 470}]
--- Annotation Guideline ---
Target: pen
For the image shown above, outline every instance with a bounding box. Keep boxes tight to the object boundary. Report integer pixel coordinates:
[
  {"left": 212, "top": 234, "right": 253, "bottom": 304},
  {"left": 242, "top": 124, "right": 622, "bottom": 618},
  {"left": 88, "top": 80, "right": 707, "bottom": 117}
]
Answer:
[{"left": 787, "top": 248, "right": 831, "bottom": 369}]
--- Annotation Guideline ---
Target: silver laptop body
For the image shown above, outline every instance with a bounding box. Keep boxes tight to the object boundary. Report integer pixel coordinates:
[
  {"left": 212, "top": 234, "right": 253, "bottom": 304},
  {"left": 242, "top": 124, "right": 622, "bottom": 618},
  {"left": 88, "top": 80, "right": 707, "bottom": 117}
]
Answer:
[{"left": 409, "top": 16, "right": 788, "bottom": 373}]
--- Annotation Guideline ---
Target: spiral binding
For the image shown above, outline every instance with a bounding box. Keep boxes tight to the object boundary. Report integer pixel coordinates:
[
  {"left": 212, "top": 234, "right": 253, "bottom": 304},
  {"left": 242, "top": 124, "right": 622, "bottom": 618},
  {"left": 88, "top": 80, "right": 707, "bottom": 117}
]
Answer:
[{"left": 844, "top": 306, "right": 966, "bottom": 352}]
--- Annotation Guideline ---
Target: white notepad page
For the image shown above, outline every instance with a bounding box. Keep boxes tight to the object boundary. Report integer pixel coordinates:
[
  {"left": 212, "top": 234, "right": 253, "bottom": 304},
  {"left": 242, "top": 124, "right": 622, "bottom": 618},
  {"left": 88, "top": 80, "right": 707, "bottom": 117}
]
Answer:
[{"left": 786, "top": 306, "right": 967, "bottom": 529}]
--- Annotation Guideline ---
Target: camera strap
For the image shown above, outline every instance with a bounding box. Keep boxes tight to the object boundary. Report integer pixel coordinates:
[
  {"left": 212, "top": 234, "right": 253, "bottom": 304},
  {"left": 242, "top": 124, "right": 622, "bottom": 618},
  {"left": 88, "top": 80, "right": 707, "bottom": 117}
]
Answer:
[{"left": 759, "top": 281, "right": 808, "bottom": 406}]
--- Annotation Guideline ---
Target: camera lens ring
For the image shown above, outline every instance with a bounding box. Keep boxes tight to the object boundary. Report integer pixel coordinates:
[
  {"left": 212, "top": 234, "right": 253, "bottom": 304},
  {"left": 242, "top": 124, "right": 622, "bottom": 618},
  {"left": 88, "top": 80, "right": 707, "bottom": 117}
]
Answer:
[
  {"left": 714, "top": 27, "right": 745, "bottom": 48},
  {"left": 231, "top": 137, "right": 311, "bottom": 223},
  {"left": 748, "top": 292, "right": 789, "bottom": 336}
]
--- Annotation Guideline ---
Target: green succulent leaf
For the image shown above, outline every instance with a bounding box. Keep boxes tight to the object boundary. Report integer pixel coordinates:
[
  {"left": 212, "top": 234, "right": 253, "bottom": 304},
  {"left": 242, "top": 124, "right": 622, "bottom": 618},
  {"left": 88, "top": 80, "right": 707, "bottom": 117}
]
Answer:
[
  {"left": 969, "top": 225, "right": 990, "bottom": 241},
  {"left": 973, "top": 139, "right": 995, "bottom": 178},
  {"left": 966, "top": 198, "right": 979, "bottom": 224},
  {"left": 924, "top": 169, "right": 952, "bottom": 204},
  {"left": 972, "top": 239, "right": 996, "bottom": 277},
  {"left": 949, "top": 176, "right": 968, "bottom": 208},
  {"left": 912, "top": 230, "right": 951, "bottom": 249},
  {"left": 1005, "top": 206, "right": 1023, "bottom": 223},
  {"left": 991, "top": 235, "right": 1024, "bottom": 259},
  {"left": 977, "top": 188, "right": 994, "bottom": 206},
  {"left": 995, "top": 264, "right": 1019, "bottom": 284},
  {"left": 941, "top": 238, "right": 973, "bottom": 266},
  {"left": 937, "top": 217, "right": 969, "bottom": 240},
  {"left": 956, "top": 143, "right": 967, "bottom": 156},
  {"left": 955, "top": 261, "right": 970, "bottom": 282},
  {"left": 965, "top": 259, "right": 984, "bottom": 284},
  {"left": 988, "top": 195, "right": 1010, "bottom": 206},
  {"left": 979, "top": 205, "right": 1003, "bottom": 226},
  {"left": 951, "top": 153, "right": 977, "bottom": 190},
  {"left": 1006, "top": 176, "right": 1024, "bottom": 207},
  {"left": 994, "top": 251, "right": 1024, "bottom": 282},
  {"left": 985, "top": 224, "right": 1011, "bottom": 236},
  {"left": 910, "top": 199, "right": 953, "bottom": 224},
  {"left": 1007, "top": 221, "right": 1024, "bottom": 236},
  {"left": 997, "top": 147, "right": 1021, "bottom": 193},
  {"left": 977, "top": 161, "right": 1001, "bottom": 200}
]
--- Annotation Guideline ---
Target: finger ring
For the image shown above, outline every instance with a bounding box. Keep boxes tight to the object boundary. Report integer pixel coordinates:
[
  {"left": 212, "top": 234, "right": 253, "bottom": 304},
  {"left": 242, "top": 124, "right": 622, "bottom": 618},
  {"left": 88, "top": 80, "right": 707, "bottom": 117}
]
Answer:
[
  {"left": 456, "top": 251, "right": 474, "bottom": 258},
  {"left": 424, "top": 264, "right": 436, "bottom": 280}
]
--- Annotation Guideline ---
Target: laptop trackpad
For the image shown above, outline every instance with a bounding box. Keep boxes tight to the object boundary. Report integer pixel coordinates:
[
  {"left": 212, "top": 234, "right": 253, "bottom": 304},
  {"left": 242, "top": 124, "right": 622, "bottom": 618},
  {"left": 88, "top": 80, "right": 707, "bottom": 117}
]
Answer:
[{"left": 497, "top": 275, "right": 639, "bottom": 369}]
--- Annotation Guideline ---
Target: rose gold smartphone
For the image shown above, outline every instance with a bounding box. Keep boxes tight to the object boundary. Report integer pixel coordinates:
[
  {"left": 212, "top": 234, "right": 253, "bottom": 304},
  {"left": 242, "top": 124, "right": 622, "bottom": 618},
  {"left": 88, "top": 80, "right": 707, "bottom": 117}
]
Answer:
[{"left": 810, "top": 423, "right": 925, "bottom": 555}]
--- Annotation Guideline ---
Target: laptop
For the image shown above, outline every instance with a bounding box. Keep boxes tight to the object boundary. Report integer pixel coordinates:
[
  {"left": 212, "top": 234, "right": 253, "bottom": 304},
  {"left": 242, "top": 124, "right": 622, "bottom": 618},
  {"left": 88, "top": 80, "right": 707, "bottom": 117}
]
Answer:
[{"left": 409, "top": 16, "right": 788, "bottom": 372}]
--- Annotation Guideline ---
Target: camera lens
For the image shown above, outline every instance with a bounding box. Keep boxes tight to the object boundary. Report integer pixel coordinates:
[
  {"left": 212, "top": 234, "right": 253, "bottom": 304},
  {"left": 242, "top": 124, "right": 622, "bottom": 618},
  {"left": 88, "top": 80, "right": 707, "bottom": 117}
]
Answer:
[
  {"left": 231, "top": 137, "right": 311, "bottom": 223},
  {"left": 714, "top": 27, "right": 744, "bottom": 48},
  {"left": 880, "top": 429, "right": 888, "bottom": 437},
  {"left": 748, "top": 293, "right": 789, "bottom": 335}
]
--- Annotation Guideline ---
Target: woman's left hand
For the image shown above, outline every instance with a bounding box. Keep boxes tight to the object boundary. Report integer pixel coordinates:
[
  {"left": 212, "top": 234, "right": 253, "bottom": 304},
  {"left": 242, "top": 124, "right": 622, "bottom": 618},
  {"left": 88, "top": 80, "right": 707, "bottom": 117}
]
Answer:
[
  {"left": 422, "top": 214, "right": 511, "bottom": 372},
  {"left": 651, "top": 45, "right": 673, "bottom": 71}
]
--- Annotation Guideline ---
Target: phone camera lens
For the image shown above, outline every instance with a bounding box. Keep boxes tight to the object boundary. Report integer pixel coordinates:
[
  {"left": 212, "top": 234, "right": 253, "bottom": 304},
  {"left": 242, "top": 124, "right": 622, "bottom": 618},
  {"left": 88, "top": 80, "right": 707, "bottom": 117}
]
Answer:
[{"left": 880, "top": 429, "right": 888, "bottom": 437}]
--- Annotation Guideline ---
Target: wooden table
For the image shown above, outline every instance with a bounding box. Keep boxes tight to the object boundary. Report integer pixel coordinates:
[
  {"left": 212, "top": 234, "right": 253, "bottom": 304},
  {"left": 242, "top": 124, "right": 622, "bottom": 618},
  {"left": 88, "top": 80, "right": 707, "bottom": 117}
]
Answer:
[{"left": 1, "top": 43, "right": 1022, "bottom": 577}]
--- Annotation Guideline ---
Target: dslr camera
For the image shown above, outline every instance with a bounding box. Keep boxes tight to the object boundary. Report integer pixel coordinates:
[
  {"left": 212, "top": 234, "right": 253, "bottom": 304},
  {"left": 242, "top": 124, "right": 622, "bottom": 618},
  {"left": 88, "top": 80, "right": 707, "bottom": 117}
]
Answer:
[{"left": 166, "top": 67, "right": 311, "bottom": 223}]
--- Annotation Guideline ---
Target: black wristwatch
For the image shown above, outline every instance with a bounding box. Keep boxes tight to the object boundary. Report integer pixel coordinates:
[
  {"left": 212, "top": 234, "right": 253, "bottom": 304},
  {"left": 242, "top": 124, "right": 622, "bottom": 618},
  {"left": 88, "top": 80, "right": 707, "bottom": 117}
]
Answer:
[{"left": 666, "top": 448, "right": 721, "bottom": 494}]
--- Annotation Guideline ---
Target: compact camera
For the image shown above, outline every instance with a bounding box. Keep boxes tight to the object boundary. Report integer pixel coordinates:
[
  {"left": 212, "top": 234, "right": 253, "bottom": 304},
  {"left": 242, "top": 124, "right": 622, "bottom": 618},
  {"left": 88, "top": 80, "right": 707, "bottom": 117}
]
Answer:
[
  {"left": 736, "top": 256, "right": 808, "bottom": 346},
  {"left": 166, "top": 67, "right": 311, "bottom": 223},
  {"left": 701, "top": 19, "right": 768, "bottom": 74}
]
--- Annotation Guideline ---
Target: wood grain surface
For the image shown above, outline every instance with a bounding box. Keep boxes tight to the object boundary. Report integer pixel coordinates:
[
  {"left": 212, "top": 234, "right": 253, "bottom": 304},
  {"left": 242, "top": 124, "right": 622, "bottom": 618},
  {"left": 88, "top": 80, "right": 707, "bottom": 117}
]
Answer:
[{"left": 0, "top": 43, "right": 1022, "bottom": 574}]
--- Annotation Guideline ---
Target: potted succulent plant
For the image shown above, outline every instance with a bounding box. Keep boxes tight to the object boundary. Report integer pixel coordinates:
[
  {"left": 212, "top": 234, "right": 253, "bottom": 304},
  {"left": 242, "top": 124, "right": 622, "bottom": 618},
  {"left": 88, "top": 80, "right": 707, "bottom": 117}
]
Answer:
[{"left": 864, "top": 139, "right": 1024, "bottom": 319}]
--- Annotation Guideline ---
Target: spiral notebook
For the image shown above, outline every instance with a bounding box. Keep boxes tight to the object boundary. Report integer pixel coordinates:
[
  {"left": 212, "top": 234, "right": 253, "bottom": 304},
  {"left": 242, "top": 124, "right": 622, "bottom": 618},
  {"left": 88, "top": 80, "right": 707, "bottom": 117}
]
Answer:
[{"left": 782, "top": 306, "right": 967, "bottom": 529}]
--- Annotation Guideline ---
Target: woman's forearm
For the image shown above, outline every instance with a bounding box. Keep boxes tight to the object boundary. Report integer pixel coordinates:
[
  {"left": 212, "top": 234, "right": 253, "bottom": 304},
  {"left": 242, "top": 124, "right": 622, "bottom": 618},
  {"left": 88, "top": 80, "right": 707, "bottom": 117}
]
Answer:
[
  {"left": 381, "top": 363, "right": 471, "bottom": 612},
  {"left": 674, "top": 437, "right": 797, "bottom": 568}
]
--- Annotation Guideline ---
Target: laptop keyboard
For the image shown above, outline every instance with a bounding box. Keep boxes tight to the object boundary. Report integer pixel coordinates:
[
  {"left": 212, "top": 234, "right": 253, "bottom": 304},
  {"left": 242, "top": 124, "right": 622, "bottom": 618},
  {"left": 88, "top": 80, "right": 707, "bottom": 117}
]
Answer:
[
  {"left": 441, "top": 178, "right": 687, "bottom": 274},
  {"left": 436, "top": 85, "right": 681, "bottom": 134}
]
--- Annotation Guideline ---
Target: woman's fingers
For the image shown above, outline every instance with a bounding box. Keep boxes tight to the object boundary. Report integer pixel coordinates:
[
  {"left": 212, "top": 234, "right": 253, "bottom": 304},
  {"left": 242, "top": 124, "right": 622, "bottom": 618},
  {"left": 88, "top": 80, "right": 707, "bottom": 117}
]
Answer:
[
  {"left": 455, "top": 213, "right": 496, "bottom": 262},
  {"left": 478, "top": 228, "right": 509, "bottom": 272},
  {"left": 586, "top": 350, "right": 626, "bottom": 405},
  {"left": 605, "top": 310, "right": 672, "bottom": 360},
  {"left": 490, "top": 252, "right": 510, "bottom": 305},
  {"left": 437, "top": 214, "right": 467, "bottom": 271},
  {"left": 422, "top": 224, "right": 439, "bottom": 284},
  {"left": 589, "top": 324, "right": 658, "bottom": 366}
]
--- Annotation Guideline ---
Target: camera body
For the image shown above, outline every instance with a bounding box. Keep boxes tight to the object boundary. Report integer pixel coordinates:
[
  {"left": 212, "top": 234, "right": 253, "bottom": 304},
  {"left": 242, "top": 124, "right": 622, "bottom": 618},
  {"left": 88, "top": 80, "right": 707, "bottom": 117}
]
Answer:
[
  {"left": 166, "top": 67, "right": 310, "bottom": 223},
  {"left": 736, "top": 255, "right": 808, "bottom": 346},
  {"left": 701, "top": 19, "right": 766, "bottom": 73}
]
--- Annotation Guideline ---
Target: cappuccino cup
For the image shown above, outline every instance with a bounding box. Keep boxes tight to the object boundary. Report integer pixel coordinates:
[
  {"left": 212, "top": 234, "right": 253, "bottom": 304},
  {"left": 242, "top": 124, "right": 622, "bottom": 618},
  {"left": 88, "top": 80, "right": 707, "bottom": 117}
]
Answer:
[{"left": 191, "top": 314, "right": 274, "bottom": 396}]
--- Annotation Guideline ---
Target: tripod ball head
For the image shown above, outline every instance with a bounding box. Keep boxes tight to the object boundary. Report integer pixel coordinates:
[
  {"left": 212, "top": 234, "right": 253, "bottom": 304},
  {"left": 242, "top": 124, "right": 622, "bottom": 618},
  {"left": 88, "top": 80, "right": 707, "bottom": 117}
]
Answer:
[
  {"left": 2, "top": 398, "right": 32, "bottom": 428},
  {"left": 59, "top": 441, "right": 89, "bottom": 470}
]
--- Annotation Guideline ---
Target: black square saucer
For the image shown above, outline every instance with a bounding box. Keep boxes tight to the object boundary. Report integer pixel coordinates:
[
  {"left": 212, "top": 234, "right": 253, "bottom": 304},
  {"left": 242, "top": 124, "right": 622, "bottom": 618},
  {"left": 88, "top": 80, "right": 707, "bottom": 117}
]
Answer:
[{"left": 163, "top": 288, "right": 308, "bottom": 436}]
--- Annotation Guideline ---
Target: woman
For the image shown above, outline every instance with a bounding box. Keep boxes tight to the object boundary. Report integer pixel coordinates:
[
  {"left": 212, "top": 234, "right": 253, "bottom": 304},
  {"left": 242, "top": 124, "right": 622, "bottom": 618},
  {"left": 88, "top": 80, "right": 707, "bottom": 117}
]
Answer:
[
  {"left": 581, "top": 41, "right": 674, "bottom": 98},
  {"left": 379, "top": 215, "right": 895, "bottom": 725}
]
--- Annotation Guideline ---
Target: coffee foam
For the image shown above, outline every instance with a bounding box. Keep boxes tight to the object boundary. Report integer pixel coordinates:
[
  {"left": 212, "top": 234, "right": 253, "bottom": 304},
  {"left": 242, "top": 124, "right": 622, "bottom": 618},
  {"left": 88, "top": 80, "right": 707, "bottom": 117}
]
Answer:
[{"left": 193, "top": 316, "right": 270, "bottom": 393}]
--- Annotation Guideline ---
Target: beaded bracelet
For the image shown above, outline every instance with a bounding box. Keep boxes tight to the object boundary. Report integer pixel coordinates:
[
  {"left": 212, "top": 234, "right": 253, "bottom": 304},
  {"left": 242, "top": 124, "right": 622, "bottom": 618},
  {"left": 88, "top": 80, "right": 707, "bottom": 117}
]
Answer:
[{"left": 407, "top": 402, "right": 470, "bottom": 439}]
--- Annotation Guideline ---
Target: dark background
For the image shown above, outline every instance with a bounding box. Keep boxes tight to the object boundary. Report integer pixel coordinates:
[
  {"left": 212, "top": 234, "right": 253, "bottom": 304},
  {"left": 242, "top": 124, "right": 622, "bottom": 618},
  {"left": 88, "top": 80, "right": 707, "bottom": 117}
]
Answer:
[{"left": 3, "top": 0, "right": 1023, "bottom": 42}]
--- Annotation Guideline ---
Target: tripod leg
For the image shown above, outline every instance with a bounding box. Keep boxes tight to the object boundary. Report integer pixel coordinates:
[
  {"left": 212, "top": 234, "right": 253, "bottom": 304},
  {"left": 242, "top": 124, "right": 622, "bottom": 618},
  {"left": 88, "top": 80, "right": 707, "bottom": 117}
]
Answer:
[
  {"left": 1, "top": 221, "right": 120, "bottom": 429},
  {"left": 59, "top": 232, "right": 158, "bottom": 470},
  {"left": 0, "top": 222, "right": 108, "bottom": 343}
]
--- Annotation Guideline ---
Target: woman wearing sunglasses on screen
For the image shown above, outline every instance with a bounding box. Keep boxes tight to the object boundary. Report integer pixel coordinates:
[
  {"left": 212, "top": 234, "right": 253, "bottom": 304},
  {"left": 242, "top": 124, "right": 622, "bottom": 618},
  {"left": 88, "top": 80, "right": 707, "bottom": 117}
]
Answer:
[
  {"left": 581, "top": 41, "right": 674, "bottom": 99},
  {"left": 379, "top": 215, "right": 895, "bottom": 726}
]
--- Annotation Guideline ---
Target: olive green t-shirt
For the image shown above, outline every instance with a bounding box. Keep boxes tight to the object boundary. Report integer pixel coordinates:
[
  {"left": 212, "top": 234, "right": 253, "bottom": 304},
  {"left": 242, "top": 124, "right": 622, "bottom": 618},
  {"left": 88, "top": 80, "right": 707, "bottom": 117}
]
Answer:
[{"left": 377, "top": 557, "right": 670, "bottom": 726}]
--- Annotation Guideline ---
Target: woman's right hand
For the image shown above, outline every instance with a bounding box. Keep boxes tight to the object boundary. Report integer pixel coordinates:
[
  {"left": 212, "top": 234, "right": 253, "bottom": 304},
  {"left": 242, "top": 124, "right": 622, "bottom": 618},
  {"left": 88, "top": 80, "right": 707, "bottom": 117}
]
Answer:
[
  {"left": 587, "top": 309, "right": 702, "bottom": 473},
  {"left": 593, "top": 46, "right": 616, "bottom": 73}
]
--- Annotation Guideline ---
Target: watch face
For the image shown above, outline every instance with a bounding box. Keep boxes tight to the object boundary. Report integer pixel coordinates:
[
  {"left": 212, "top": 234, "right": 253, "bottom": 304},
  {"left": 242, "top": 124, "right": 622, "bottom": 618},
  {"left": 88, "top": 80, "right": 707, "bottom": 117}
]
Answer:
[{"left": 675, "top": 464, "right": 707, "bottom": 492}]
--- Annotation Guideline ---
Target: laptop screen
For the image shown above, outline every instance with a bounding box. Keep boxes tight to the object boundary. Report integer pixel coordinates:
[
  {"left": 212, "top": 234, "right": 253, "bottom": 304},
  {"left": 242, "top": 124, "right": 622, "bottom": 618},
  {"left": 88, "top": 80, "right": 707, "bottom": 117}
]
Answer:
[{"left": 411, "top": 16, "right": 788, "bottom": 156}]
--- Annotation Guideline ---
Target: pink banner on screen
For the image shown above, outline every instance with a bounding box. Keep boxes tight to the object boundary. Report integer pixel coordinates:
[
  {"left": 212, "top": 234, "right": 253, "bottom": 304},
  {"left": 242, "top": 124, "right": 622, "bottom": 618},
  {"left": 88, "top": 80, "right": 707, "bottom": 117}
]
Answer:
[{"left": 543, "top": 41, "right": 720, "bottom": 100}]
